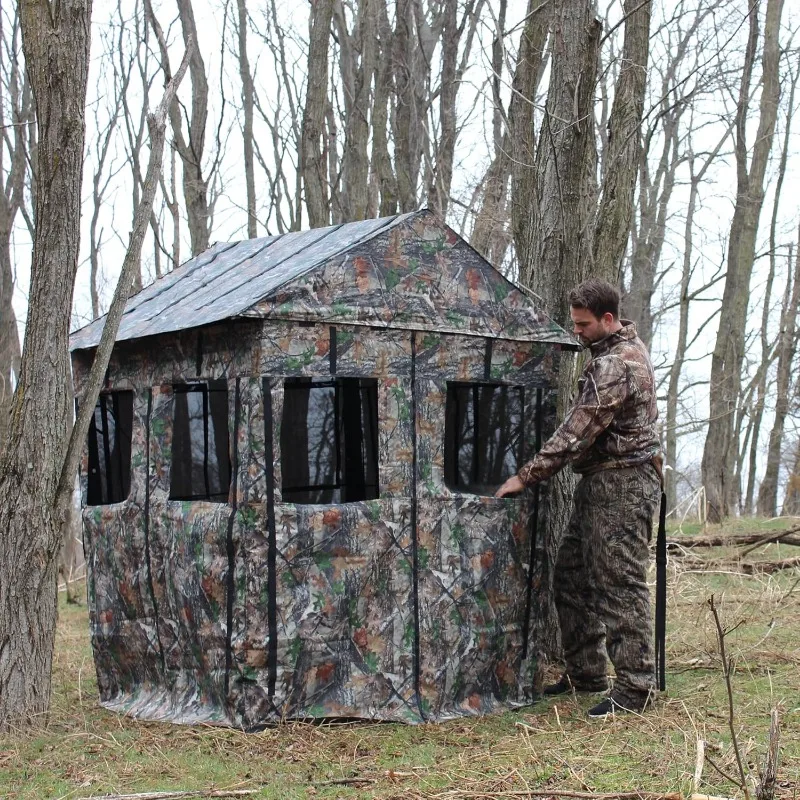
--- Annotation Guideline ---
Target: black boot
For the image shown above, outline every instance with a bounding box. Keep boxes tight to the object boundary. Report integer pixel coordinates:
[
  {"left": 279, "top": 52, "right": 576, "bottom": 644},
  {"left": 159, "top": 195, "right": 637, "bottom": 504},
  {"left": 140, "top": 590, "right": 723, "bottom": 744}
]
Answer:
[{"left": 543, "top": 675, "right": 608, "bottom": 696}]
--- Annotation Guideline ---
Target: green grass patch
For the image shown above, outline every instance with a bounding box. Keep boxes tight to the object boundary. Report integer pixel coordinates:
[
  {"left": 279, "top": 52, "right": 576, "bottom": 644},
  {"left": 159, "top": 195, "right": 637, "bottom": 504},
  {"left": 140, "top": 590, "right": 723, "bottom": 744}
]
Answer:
[{"left": 1, "top": 519, "right": 799, "bottom": 799}]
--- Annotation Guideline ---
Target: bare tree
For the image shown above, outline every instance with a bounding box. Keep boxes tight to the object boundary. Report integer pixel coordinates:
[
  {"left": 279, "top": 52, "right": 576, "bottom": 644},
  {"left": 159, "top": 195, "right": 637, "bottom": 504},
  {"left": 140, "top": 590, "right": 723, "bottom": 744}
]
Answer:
[
  {"left": 593, "top": 0, "right": 652, "bottom": 282},
  {"left": 515, "top": 0, "right": 602, "bottom": 672},
  {"left": 701, "top": 0, "right": 785, "bottom": 523},
  {"left": 301, "top": 0, "right": 334, "bottom": 228},
  {"left": 0, "top": 6, "right": 31, "bottom": 455},
  {"left": 0, "top": 0, "right": 94, "bottom": 729},
  {"left": 146, "top": 0, "right": 216, "bottom": 256},
  {"left": 744, "top": 50, "right": 798, "bottom": 514},
  {"left": 757, "top": 239, "right": 800, "bottom": 516},
  {"left": 235, "top": 0, "right": 257, "bottom": 238}
]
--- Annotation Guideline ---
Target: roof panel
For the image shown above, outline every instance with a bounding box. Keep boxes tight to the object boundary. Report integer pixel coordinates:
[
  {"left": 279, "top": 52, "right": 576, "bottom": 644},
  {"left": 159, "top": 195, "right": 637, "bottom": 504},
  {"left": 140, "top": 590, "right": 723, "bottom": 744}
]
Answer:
[{"left": 70, "top": 214, "right": 410, "bottom": 350}]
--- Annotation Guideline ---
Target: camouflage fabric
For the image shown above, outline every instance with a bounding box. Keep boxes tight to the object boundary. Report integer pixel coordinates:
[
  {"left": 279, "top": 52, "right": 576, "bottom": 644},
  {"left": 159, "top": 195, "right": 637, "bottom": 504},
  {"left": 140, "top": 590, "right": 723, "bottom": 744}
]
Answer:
[
  {"left": 518, "top": 322, "right": 660, "bottom": 486},
  {"left": 71, "top": 212, "right": 579, "bottom": 727},
  {"left": 70, "top": 211, "right": 576, "bottom": 351},
  {"left": 554, "top": 464, "right": 661, "bottom": 706}
]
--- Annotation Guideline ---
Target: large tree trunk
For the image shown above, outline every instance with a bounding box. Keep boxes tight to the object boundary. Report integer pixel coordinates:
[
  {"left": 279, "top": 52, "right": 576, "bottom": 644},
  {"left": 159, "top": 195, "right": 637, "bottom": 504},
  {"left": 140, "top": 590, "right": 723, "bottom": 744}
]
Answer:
[
  {"left": 515, "top": 0, "right": 601, "bottom": 682},
  {"left": 592, "top": 0, "right": 651, "bottom": 283},
  {"left": 0, "top": 0, "right": 93, "bottom": 729},
  {"left": 0, "top": 14, "right": 190, "bottom": 729},
  {"left": 335, "top": 0, "right": 376, "bottom": 222},
  {"left": 701, "top": 0, "right": 784, "bottom": 523},
  {"left": 301, "top": 0, "right": 334, "bottom": 228},
  {"left": 510, "top": 0, "right": 551, "bottom": 279}
]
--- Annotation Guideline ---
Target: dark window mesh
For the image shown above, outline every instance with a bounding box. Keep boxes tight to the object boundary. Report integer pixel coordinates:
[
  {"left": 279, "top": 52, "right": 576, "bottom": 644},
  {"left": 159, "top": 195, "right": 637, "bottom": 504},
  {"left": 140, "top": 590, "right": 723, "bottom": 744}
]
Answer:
[
  {"left": 87, "top": 392, "right": 134, "bottom": 506},
  {"left": 170, "top": 382, "right": 231, "bottom": 502},
  {"left": 281, "top": 378, "right": 379, "bottom": 504},
  {"left": 444, "top": 382, "right": 524, "bottom": 495}
]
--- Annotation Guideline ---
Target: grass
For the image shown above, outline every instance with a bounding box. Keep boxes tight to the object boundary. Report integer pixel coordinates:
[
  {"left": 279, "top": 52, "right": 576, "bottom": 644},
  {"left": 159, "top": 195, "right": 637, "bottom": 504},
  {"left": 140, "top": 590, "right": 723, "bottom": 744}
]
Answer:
[{"left": 1, "top": 519, "right": 799, "bottom": 799}]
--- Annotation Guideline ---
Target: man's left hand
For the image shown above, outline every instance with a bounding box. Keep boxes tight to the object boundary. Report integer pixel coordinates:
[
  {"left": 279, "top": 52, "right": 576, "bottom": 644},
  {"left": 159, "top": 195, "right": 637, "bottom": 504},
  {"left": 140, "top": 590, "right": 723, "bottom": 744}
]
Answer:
[{"left": 495, "top": 475, "right": 525, "bottom": 497}]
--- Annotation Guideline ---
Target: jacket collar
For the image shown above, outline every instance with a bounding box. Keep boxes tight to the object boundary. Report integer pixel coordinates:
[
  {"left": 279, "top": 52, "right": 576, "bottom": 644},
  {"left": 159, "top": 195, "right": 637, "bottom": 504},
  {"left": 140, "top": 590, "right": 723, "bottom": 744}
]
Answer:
[{"left": 589, "top": 319, "right": 637, "bottom": 357}]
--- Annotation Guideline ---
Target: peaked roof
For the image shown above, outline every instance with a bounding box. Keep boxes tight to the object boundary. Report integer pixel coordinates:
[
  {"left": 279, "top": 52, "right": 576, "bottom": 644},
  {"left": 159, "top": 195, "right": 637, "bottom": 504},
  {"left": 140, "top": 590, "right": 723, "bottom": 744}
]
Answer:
[{"left": 70, "top": 210, "right": 577, "bottom": 351}]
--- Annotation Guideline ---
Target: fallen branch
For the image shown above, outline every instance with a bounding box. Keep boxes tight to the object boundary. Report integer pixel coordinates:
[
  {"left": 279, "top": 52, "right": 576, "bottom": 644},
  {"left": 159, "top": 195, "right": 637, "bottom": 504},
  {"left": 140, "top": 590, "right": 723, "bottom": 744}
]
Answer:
[
  {"left": 314, "top": 777, "right": 376, "bottom": 786},
  {"left": 675, "top": 555, "right": 800, "bottom": 574},
  {"left": 738, "top": 557, "right": 800, "bottom": 574},
  {"left": 689, "top": 795, "right": 736, "bottom": 800},
  {"left": 667, "top": 526, "right": 800, "bottom": 549},
  {"left": 693, "top": 738, "right": 706, "bottom": 793},
  {"left": 429, "top": 791, "right": 683, "bottom": 799},
  {"left": 79, "top": 791, "right": 257, "bottom": 800}
]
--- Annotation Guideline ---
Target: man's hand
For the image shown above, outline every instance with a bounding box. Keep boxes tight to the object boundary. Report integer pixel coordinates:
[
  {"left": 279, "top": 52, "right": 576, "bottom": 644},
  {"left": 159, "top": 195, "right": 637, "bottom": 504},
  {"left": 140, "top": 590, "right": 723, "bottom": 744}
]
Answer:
[{"left": 495, "top": 475, "right": 525, "bottom": 498}]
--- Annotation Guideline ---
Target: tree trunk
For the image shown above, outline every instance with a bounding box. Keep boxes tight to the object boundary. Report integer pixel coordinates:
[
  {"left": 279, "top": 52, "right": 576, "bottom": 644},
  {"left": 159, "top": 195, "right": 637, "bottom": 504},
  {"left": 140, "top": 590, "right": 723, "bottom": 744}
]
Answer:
[
  {"left": 510, "top": 0, "right": 551, "bottom": 279},
  {"left": 392, "top": 0, "right": 422, "bottom": 213},
  {"left": 781, "top": 439, "right": 800, "bottom": 516},
  {"left": 145, "top": 0, "right": 211, "bottom": 256},
  {"left": 0, "top": 0, "right": 93, "bottom": 729},
  {"left": 0, "top": 7, "right": 28, "bottom": 457},
  {"left": 236, "top": 0, "right": 257, "bottom": 238},
  {"left": 301, "top": 0, "right": 334, "bottom": 228},
  {"left": 369, "top": 0, "right": 397, "bottom": 217},
  {"left": 593, "top": 0, "right": 651, "bottom": 283},
  {"left": 746, "top": 58, "right": 798, "bottom": 514},
  {"left": 515, "top": 0, "right": 601, "bottom": 681},
  {"left": 471, "top": 0, "right": 510, "bottom": 266},
  {"left": 701, "top": 0, "right": 784, "bottom": 522},
  {"left": 757, "top": 241, "right": 800, "bottom": 516},
  {"left": 427, "top": 0, "right": 458, "bottom": 217}
]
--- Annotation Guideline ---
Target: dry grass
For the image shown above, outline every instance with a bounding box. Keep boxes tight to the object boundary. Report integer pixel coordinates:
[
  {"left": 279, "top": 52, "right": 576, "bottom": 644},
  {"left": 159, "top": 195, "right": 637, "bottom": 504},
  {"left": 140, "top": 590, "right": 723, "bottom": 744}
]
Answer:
[{"left": 1, "top": 519, "right": 799, "bottom": 799}]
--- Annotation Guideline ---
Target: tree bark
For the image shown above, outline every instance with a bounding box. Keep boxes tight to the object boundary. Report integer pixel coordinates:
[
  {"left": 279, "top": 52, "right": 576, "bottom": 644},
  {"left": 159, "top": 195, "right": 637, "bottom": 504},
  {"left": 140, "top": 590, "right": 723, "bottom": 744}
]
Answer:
[
  {"left": 781, "top": 440, "right": 800, "bottom": 516},
  {"left": 0, "top": 7, "right": 28, "bottom": 458},
  {"left": 510, "top": 0, "right": 551, "bottom": 281},
  {"left": 515, "top": 0, "right": 602, "bottom": 680},
  {"left": 701, "top": 0, "right": 784, "bottom": 523},
  {"left": 0, "top": 10, "right": 190, "bottom": 728},
  {"left": 301, "top": 0, "right": 334, "bottom": 228},
  {"left": 471, "top": 0, "right": 511, "bottom": 266},
  {"left": 757, "top": 241, "right": 800, "bottom": 516},
  {"left": 0, "top": 0, "right": 93, "bottom": 729},
  {"left": 236, "top": 0, "right": 257, "bottom": 238},
  {"left": 746, "top": 57, "right": 798, "bottom": 514},
  {"left": 593, "top": 0, "right": 651, "bottom": 283},
  {"left": 369, "top": 0, "right": 397, "bottom": 217},
  {"left": 145, "top": 0, "right": 211, "bottom": 256}
]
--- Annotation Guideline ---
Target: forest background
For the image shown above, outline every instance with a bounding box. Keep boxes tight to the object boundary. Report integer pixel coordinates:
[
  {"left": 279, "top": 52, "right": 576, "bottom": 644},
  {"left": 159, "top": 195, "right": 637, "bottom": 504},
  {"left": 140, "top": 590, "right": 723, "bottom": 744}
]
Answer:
[
  {"left": 4, "top": 0, "right": 800, "bottom": 520},
  {"left": 0, "top": 0, "right": 799, "bottom": 729}
]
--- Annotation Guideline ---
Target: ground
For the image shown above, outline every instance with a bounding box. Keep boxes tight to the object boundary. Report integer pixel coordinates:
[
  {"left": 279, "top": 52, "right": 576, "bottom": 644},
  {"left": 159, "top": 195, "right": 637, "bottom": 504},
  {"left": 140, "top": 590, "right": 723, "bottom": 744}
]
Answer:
[{"left": 1, "top": 518, "right": 798, "bottom": 799}]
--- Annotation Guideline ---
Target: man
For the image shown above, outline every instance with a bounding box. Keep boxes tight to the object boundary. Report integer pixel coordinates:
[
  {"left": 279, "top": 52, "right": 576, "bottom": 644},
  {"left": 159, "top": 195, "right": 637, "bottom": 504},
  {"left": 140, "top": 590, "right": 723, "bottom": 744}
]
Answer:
[{"left": 496, "top": 278, "right": 662, "bottom": 718}]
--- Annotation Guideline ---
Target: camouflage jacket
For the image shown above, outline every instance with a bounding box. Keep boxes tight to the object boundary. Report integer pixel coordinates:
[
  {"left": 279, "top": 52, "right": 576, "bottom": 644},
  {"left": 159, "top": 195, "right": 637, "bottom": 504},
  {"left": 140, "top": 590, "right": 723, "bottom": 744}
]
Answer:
[{"left": 518, "top": 321, "right": 661, "bottom": 486}]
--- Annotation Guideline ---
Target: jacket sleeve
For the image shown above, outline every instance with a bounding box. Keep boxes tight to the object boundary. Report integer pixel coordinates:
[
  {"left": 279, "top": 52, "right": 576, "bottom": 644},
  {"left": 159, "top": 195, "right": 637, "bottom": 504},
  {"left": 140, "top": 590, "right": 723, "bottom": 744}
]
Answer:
[{"left": 517, "top": 355, "right": 629, "bottom": 486}]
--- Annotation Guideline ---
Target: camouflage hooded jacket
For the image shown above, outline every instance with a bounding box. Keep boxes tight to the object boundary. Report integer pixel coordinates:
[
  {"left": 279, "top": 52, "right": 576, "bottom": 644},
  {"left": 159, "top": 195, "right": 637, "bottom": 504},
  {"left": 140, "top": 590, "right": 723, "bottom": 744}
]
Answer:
[{"left": 518, "top": 321, "right": 661, "bottom": 486}]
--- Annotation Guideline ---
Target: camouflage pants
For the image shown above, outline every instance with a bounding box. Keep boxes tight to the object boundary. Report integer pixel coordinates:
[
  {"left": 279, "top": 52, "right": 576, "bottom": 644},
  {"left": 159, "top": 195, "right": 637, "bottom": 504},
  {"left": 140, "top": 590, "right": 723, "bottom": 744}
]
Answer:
[{"left": 554, "top": 463, "right": 661, "bottom": 705}]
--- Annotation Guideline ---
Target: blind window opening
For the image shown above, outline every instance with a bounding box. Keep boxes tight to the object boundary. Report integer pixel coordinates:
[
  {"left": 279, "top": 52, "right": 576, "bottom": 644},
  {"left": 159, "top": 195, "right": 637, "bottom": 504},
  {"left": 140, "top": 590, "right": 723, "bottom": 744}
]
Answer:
[
  {"left": 87, "top": 391, "right": 134, "bottom": 506},
  {"left": 281, "top": 377, "right": 379, "bottom": 504},
  {"left": 444, "top": 382, "right": 525, "bottom": 496},
  {"left": 170, "top": 382, "right": 231, "bottom": 503}
]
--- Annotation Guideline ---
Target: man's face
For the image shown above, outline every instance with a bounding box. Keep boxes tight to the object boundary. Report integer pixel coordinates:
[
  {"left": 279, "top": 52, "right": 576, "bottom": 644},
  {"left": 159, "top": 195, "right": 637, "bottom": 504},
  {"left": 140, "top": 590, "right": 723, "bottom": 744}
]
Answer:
[{"left": 570, "top": 306, "right": 614, "bottom": 347}]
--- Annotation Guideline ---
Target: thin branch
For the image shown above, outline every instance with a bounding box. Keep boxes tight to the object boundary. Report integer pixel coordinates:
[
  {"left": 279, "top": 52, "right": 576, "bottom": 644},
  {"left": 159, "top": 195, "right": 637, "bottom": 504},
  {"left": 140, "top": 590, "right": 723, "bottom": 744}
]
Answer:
[{"left": 55, "top": 38, "right": 194, "bottom": 515}]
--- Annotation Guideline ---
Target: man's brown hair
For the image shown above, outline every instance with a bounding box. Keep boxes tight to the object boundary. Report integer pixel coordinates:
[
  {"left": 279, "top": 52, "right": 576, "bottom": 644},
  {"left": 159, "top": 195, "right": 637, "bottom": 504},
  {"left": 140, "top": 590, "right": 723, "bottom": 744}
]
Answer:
[{"left": 568, "top": 278, "right": 620, "bottom": 319}]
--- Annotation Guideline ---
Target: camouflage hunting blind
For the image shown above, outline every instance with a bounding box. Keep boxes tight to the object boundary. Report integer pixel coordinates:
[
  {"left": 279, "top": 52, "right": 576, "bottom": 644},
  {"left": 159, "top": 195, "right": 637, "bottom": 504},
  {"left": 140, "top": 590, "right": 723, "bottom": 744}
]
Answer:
[{"left": 69, "top": 209, "right": 578, "bottom": 727}]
